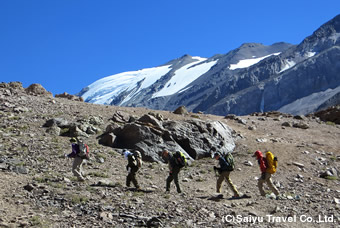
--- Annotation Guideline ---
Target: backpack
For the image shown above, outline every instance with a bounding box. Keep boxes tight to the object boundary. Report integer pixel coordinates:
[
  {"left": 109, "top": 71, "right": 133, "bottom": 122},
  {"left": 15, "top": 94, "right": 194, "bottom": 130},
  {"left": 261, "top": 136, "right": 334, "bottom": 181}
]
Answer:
[
  {"left": 224, "top": 152, "right": 235, "bottom": 171},
  {"left": 78, "top": 142, "right": 90, "bottom": 160},
  {"left": 265, "top": 151, "right": 277, "bottom": 174},
  {"left": 173, "top": 151, "right": 187, "bottom": 168},
  {"left": 133, "top": 151, "right": 142, "bottom": 168}
]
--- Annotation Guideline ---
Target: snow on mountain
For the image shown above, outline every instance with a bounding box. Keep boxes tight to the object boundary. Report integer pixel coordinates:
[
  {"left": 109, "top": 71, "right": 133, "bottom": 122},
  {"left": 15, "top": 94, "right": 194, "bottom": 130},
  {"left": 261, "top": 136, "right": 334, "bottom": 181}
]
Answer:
[
  {"left": 79, "top": 15, "right": 340, "bottom": 116},
  {"left": 81, "top": 65, "right": 172, "bottom": 104},
  {"left": 229, "top": 53, "right": 280, "bottom": 70},
  {"left": 81, "top": 56, "right": 219, "bottom": 105},
  {"left": 152, "top": 57, "right": 217, "bottom": 98}
]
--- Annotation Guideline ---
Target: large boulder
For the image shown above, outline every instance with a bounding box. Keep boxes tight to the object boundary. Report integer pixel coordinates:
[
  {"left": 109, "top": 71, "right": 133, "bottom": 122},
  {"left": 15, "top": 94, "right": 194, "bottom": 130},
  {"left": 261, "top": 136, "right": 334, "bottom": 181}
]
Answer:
[
  {"left": 173, "top": 106, "right": 189, "bottom": 115},
  {"left": 102, "top": 114, "right": 235, "bottom": 162},
  {"left": 314, "top": 105, "right": 340, "bottom": 124},
  {"left": 25, "top": 83, "right": 52, "bottom": 96}
]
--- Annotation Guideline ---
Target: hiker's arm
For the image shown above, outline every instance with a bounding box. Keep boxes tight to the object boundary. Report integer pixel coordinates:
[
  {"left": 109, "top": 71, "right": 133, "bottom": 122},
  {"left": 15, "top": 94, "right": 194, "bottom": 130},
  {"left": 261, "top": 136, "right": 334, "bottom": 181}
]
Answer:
[
  {"left": 67, "top": 144, "right": 78, "bottom": 158},
  {"left": 259, "top": 158, "right": 267, "bottom": 173}
]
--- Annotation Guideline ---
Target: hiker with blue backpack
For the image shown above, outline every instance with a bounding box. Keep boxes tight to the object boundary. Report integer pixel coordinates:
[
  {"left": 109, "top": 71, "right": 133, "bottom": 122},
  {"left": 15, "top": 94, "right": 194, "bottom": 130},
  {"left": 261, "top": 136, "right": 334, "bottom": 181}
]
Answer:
[
  {"left": 124, "top": 149, "right": 143, "bottom": 190},
  {"left": 213, "top": 152, "right": 240, "bottom": 198}
]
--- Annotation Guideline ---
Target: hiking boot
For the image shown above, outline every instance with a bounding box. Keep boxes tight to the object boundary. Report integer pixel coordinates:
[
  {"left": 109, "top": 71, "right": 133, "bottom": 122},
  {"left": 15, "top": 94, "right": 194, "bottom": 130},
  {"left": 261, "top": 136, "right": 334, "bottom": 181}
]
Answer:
[
  {"left": 77, "top": 177, "right": 85, "bottom": 182},
  {"left": 276, "top": 195, "right": 283, "bottom": 200}
]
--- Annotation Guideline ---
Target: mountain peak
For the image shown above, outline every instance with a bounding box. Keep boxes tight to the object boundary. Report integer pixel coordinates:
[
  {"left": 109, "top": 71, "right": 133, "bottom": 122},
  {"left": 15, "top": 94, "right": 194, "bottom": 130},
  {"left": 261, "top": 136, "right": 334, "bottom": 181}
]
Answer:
[{"left": 239, "top": 43, "right": 264, "bottom": 49}]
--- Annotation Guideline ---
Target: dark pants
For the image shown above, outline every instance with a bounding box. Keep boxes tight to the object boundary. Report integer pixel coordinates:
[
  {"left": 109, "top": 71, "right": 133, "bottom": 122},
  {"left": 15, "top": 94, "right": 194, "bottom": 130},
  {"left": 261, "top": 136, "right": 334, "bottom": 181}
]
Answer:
[
  {"left": 126, "top": 166, "right": 139, "bottom": 188},
  {"left": 166, "top": 166, "right": 181, "bottom": 193}
]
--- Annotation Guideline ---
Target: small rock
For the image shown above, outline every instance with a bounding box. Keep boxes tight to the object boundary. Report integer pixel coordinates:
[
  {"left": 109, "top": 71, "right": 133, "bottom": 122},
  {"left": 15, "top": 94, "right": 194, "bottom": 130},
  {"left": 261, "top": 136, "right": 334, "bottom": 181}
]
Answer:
[
  {"left": 281, "top": 122, "right": 292, "bottom": 127},
  {"left": 243, "top": 161, "right": 253, "bottom": 166},
  {"left": 256, "top": 138, "right": 268, "bottom": 143},
  {"left": 292, "top": 162, "right": 304, "bottom": 168},
  {"left": 237, "top": 119, "right": 247, "bottom": 125},
  {"left": 287, "top": 195, "right": 294, "bottom": 200},
  {"left": 248, "top": 126, "right": 256, "bottom": 130},
  {"left": 24, "top": 184, "right": 34, "bottom": 192},
  {"left": 334, "top": 198, "right": 340, "bottom": 204}
]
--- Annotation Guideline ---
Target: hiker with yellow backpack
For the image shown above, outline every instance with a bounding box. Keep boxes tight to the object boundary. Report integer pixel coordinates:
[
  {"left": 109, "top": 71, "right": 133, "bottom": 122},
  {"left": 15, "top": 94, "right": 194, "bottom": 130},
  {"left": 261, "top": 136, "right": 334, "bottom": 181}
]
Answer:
[{"left": 253, "top": 150, "right": 280, "bottom": 198}]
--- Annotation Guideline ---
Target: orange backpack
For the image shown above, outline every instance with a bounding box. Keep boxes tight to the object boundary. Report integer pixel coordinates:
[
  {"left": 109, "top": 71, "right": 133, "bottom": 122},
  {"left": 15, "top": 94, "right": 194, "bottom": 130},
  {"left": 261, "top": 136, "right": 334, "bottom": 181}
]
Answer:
[{"left": 266, "top": 151, "right": 277, "bottom": 174}]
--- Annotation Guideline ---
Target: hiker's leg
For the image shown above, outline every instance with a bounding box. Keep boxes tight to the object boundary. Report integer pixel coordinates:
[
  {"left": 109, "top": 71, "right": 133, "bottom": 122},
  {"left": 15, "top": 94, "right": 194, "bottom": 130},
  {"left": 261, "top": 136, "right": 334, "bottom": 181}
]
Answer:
[
  {"left": 225, "top": 171, "right": 239, "bottom": 196},
  {"left": 166, "top": 173, "right": 173, "bottom": 191},
  {"left": 131, "top": 170, "right": 140, "bottom": 189},
  {"left": 266, "top": 173, "right": 279, "bottom": 196},
  {"left": 173, "top": 169, "right": 181, "bottom": 193},
  {"left": 216, "top": 173, "right": 225, "bottom": 193},
  {"left": 72, "top": 157, "right": 84, "bottom": 180},
  {"left": 126, "top": 172, "right": 132, "bottom": 187},
  {"left": 257, "top": 173, "right": 266, "bottom": 196}
]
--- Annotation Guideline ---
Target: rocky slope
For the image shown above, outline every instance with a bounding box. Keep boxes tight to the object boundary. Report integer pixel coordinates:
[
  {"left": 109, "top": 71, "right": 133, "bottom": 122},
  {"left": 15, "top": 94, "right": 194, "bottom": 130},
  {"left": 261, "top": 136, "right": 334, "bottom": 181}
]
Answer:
[{"left": 0, "top": 82, "right": 339, "bottom": 227}]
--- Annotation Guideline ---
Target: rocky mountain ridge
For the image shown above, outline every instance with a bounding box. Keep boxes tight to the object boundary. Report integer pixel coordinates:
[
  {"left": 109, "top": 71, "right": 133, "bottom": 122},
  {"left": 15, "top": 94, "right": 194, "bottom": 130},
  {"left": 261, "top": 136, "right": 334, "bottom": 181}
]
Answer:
[
  {"left": 79, "top": 14, "right": 340, "bottom": 117},
  {"left": 0, "top": 82, "right": 339, "bottom": 227}
]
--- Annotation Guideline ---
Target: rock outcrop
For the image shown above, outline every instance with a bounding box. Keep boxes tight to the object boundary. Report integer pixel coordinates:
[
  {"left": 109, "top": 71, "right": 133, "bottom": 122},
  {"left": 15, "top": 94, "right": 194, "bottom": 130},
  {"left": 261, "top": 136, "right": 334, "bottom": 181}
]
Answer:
[{"left": 99, "top": 113, "right": 235, "bottom": 162}]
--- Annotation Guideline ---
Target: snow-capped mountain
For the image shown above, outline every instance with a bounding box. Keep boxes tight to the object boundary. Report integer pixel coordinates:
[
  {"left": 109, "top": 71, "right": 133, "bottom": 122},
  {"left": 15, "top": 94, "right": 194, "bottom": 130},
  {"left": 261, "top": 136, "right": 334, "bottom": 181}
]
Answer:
[{"left": 79, "top": 14, "right": 340, "bottom": 116}]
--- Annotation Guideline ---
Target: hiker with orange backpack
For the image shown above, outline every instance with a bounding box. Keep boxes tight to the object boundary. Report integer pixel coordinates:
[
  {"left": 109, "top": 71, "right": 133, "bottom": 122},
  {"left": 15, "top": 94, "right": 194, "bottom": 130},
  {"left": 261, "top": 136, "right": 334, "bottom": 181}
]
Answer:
[{"left": 253, "top": 150, "right": 279, "bottom": 198}]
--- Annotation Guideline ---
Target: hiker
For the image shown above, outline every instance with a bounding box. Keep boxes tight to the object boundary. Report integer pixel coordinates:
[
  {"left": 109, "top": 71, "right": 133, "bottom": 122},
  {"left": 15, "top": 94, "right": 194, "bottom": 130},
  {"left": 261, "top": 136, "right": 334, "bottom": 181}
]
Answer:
[
  {"left": 213, "top": 152, "right": 240, "bottom": 197},
  {"left": 124, "top": 149, "right": 142, "bottom": 190},
  {"left": 162, "top": 150, "right": 186, "bottom": 193},
  {"left": 65, "top": 137, "right": 86, "bottom": 181},
  {"left": 253, "top": 150, "right": 279, "bottom": 197}
]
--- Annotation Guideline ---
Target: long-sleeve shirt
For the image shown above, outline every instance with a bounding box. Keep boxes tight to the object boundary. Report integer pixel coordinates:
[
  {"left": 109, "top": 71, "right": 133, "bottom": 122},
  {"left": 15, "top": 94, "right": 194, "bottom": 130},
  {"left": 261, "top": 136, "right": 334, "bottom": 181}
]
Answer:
[
  {"left": 67, "top": 144, "right": 79, "bottom": 158},
  {"left": 218, "top": 156, "right": 229, "bottom": 171},
  {"left": 257, "top": 157, "right": 267, "bottom": 173}
]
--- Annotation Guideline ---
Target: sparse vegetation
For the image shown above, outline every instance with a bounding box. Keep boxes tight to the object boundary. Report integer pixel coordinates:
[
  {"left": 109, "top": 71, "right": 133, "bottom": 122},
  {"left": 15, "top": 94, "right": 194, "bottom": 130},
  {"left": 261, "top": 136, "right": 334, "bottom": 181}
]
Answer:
[
  {"left": 324, "top": 175, "right": 338, "bottom": 180},
  {"left": 70, "top": 194, "right": 89, "bottom": 204}
]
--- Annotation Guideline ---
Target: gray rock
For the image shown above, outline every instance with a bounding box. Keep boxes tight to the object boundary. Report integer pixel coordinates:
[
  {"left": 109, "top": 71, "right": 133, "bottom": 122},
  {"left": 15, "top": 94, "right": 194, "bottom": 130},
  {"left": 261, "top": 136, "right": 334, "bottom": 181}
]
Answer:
[
  {"left": 292, "top": 162, "right": 305, "bottom": 168},
  {"left": 99, "top": 133, "right": 116, "bottom": 147},
  {"left": 111, "top": 111, "right": 131, "bottom": 123},
  {"left": 138, "top": 114, "right": 163, "bottom": 129},
  {"left": 173, "top": 106, "right": 189, "bottom": 115},
  {"left": 243, "top": 161, "right": 253, "bottom": 166},
  {"left": 46, "top": 124, "right": 61, "bottom": 136},
  {"left": 293, "top": 122, "right": 309, "bottom": 129},
  {"left": 88, "top": 116, "right": 104, "bottom": 125},
  {"left": 15, "top": 166, "right": 29, "bottom": 174},
  {"left": 107, "top": 119, "right": 235, "bottom": 162},
  {"left": 43, "top": 118, "right": 69, "bottom": 128},
  {"left": 282, "top": 121, "right": 292, "bottom": 127}
]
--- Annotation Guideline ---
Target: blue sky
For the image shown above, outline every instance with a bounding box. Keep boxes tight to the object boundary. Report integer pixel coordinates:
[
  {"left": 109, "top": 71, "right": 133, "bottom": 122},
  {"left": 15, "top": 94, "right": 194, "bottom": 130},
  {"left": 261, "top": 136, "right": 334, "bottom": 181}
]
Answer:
[{"left": 1, "top": 0, "right": 339, "bottom": 95}]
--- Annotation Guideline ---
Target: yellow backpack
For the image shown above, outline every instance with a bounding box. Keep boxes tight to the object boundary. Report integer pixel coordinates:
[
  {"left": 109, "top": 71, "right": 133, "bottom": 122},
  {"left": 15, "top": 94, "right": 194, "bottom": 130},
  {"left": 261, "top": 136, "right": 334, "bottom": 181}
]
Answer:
[{"left": 266, "top": 151, "right": 278, "bottom": 174}]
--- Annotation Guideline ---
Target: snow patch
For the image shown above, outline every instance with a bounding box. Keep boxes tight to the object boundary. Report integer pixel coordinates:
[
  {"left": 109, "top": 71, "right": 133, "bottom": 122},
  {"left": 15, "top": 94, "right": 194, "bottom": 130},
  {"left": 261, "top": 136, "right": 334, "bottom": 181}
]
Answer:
[
  {"left": 81, "top": 65, "right": 172, "bottom": 104},
  {"left": 229, "top": 53, "right": 280, "bottom": 70},
  {"left": 279, "top": 59, "right": 296, "bottom": 73},
  {"left": 305, "top": 52, "right": 316, "bottom": 58},
  {"left": 152, "top": 58, "right": 217, "bottom": 98}
]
